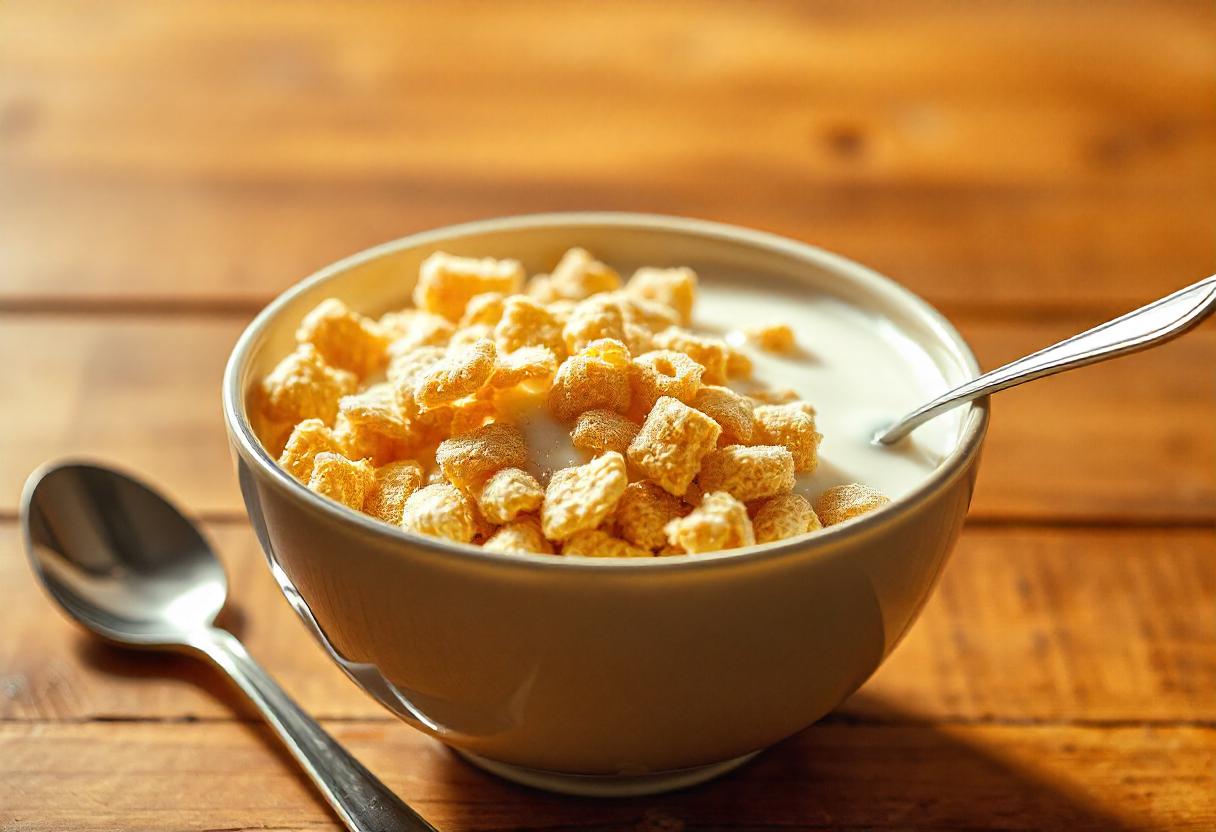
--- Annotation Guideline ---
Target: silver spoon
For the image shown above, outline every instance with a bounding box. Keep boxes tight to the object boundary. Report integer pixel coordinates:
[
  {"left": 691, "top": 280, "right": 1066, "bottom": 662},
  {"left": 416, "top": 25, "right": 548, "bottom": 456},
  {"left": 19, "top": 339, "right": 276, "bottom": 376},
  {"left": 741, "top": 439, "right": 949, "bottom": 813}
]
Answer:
[
  {"left": 21, "top": 462, "right": 438, "bottom": 832},
  {"left": 876, "top": 274, "right": 1216, "bottom": 444}
]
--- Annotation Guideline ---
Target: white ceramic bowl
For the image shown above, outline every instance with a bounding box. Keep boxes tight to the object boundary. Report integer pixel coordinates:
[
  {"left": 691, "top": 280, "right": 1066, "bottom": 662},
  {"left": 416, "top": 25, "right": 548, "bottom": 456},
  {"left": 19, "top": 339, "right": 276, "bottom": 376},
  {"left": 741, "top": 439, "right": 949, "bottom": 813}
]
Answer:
[{"left": 222, "top": 213, "right": 988, "bottom": 796}]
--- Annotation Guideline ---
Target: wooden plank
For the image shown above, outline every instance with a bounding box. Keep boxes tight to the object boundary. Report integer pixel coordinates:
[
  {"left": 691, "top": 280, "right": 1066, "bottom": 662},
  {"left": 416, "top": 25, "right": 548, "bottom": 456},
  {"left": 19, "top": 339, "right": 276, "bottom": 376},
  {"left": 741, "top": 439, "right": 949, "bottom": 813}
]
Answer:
[
  {"left": 4, "top": 521, "right": 1213, "bottom": 724},
  {"left": 1, "top": 313, "right": 1211, "bottom": 520},
  {"left": 1, "top": 720, "right": 1212, "bottom": 831}
]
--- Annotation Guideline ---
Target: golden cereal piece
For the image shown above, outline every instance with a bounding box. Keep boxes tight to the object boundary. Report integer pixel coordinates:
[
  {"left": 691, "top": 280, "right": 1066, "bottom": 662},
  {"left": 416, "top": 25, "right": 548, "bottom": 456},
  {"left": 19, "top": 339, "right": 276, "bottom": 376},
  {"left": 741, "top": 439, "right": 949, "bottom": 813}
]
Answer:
[
  {"left": 545, "top": 299, "right": 577, "bottom": 326},
  {"left": 628, "top": 350, "right": 704, "bottom": 414},
  {"left": 460, "top": 292, "right": 507, "bottom": 327},
  {"left": 334, "top": 384, "right": 412, "bottom": 466},
  {"left": 413, "top": 338, "right": 497, "bottom": 411},
  {"left": 382, "top": 311, "right": 456, "bottom": 353},
  {"left": 615, "top": 481, "right": 688, "bottom": 550},
  {"left": 387, "top": 345, "right": 446, "bottom": 417},
  {"left": 615, "top": 292, "right": 682, "bottom": 334},
  {"left": 448, "top": 395, "right": 498, "bottom": 436},
  {"left": 295, "top": 298, "right": 391, "bottom": 379},
  {"left": 814, "top": 483, "right": 891, "bottom": 527},
  {"left": 261, "top": 343, "right": 358, "bottom": 425},
  {"left": 277, "top": 418, "right": 343, "bottom": 482},
  {"left": 362, "top": 459, "right": 425, "bottom": 525},
  {"left": 435, "top": 422, "right": 528, "bottom": 490},
  {"left": 664, "top": 490, "right": 754, "bottom": 554},
  {"left": 546, "top": 247, "right": 622, "bottom": 300},
  {"left": 626, "top": 266, "right": 697, "bottom": 324},
  {"left": 725, "top": 345, "right": 753, "bottom": 379},
  {"left": 652, "top": 327, "right": 729, "bottom": 385},
  {"left": 489, "top": 346, "right": 558, "bottom": 389},
  {"left": 570, "top": 409, "right": 640, "bottom": 456},
  {"left": 748, "top": 387, "right": 801, "bottom": 405},
  {"left": 541, "top": 452, "right": 629, "bottom": 541},
  {"left": 563, "top": 294, "right": 627, "bottom": 353},
  {"left": 548, "top": 338, "right": 632, "bottom": 421},
  {"left": 478, "top": 467, "right": 544, "bottom": 524},
  {"left": 494, "top": 295, "right": 566, "bottom": 355},
  {"left": 562, "top": 529, "right": 653, "bottom": 558},
  {"left": 627, "top": 396, "right": 722, "bottom": 496},
  {"left": 693, "top": 385, "right": 755, "bottom": 445},
  {"left": 483, "top": 515, "right": 554, "bottom": 555},
  {"left": 748, "top": 323, "right": 796, "bottom": 353},
  {"left": 307, "top": 452, "right": 374, "bottom": 512},
  {"left": 448, "top": 323, "right": 495, "bottom": 349},
  {"left": 752, "top": 493, "right": 821, "bottom": 543},
  {"left": 696, "top": 444, "right": 795, "bottom": 503},
  {"left": 401, "top": 482, "right": 476, "bottom": 543},
  {"left": 753, "top": 403, "right": 823, "bottom": 472},
  {"left": 413, "top": 252, "right": 525, "bottom": 321}
]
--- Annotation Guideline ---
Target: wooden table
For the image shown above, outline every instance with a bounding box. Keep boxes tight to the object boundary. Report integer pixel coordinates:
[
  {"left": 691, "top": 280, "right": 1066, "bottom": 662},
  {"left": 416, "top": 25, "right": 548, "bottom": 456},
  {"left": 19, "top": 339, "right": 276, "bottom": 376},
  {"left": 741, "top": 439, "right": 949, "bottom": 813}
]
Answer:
[{"left": 2, "top": 2, "right": 1214, "bottom": 829}]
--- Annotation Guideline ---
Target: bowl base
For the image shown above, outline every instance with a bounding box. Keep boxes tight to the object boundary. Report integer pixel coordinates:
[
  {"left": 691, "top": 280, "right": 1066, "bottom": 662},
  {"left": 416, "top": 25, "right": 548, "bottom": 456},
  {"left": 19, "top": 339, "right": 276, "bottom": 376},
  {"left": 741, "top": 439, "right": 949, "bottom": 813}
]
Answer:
[{"left": 454, "top": 748, "right": 761, "bottom": 797}]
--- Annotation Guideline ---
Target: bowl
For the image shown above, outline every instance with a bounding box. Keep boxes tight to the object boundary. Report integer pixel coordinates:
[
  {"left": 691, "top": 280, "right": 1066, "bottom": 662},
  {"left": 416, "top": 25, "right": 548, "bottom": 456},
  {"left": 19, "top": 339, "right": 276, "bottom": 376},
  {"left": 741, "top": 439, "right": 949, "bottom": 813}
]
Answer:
[{"left": 222, "top": 213, "right": 988, "bottom": 796}]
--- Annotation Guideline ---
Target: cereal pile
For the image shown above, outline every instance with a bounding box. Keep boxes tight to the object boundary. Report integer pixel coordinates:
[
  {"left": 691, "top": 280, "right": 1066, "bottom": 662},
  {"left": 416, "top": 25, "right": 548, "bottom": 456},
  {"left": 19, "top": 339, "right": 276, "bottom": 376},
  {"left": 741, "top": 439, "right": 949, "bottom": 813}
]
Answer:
[{"left": 252, "top": 248, "right": 890, "bottom": 557}]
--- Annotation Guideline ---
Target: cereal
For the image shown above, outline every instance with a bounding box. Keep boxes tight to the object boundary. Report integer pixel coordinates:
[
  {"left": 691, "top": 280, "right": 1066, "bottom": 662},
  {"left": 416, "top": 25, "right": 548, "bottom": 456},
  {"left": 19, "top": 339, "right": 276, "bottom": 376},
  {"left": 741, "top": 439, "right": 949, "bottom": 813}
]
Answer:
[
  {"left": 693, "top": 385, "right": 755, "bottom": 445},
  {"left": 748, "top": 387, "right": 801, "bottom": 405},
  {"left": 541, "top": 451, "right": 629, "bottom": 541},
  {"left": 334, "top": 384, "right": 412, "bottom": 466},
  {"left": 459, "top": 292, "right": 506, "bottom": 327},
  {"left": 448, "top": 323, "right": 495, "bottom": 349},
  {"left": 562, "top": 529, "right": 652, "bottom": 558},
  {"left": 478, "top": 467, "right": 544, "bottom": 524},
  {"left": 752, "top": 493, "right": 821, "bottom": 543},
  {"left": 652, "top": 327, "right": 729, "bottom": 384},
  {"left": 615, "top": 481, "right": 687, "bottom": 550},
  {"left": 753, "top": 403, "right": 823, "bottom": 472},
  {"left": 626, "top": 266, "right": 697, "bottom": 324},
  {"left": 725, "top": 345, "right": 753, "bottom": 379},
  {"left": 494, "top": 295, "right": 566, "bottom": 355},
  {"left": 545, "top": 299, "right": 576, "bottom": 326},
  {"left": 627, "top": 396, "right": 722, "bottom": 496},
  {"left": 435, "top": 422, "right": 528, "bottom": 490},
  {"left": 664, "top": 491, "right": 754, "bottom": 554},
  {"left": 628, "top": 350, "right": 704, "bottom": 414},
  {"left": 570, "top": 409, "right": 640, "bottom": 456},
  {"left": 748, "top": 323, "right": 796, "bottom": 353},
  {"left": 278, "top": 418, "right": 343, "bottom": 482},
  {"left": 261, "top": 343, "right": 358, "bottom": 425},
  {"left": 413, "top": 338, "right": 497, "bottom": 411},
  {"left": 813, "top": 483, "right": 891, "bottom": 527},
  {"left": 448, "top": 395, "right": 498, "bottom": 436},
  {"left": 362, "top": 459, "right": 425, "bottom": 524},
  {"left": 615, "top": 292, "right": 682, "bottom": 334},
  {"left": 296, "top": 298, "right": 391, "bottom": 378},
  {"left": 544, "top": 247, "right": 622, "bottom": 300},
  {"left": 548, "top": 338, "right": 632, "bottom": 421},
  {"left": 401, "top": 482, "right": 476, "bottom": 542},
  {"left": 413, "top": 252, "right": 524, "bottom": 321},
  {"left": 483, "top": 516, "right": 554, "bottom": 555},
  {"left": 489, "top": 345, "right": 558, "bottom": 389},
  {"left": 307, "top": 452, "right": 374, "bottom": 511},
  {"left": 696, "top": 444, "right": 795, "bottom": 503},
  {"left": 381, "top": 310, "right": 455, "bottom": 352},
  {"left": 563, "top": 294, "right": 627, "bottom": 353}
]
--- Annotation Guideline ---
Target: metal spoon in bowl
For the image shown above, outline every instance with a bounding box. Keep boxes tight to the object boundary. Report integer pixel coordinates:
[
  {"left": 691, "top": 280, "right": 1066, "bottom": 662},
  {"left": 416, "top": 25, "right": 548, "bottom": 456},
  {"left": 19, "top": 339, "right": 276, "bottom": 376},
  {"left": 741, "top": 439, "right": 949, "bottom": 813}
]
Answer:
[
  {"left": 875, "top": 274, "right": 1216, "bottom": 445},
  {"left": 21, "top": 462, "right": 438, "bottom": 832}
]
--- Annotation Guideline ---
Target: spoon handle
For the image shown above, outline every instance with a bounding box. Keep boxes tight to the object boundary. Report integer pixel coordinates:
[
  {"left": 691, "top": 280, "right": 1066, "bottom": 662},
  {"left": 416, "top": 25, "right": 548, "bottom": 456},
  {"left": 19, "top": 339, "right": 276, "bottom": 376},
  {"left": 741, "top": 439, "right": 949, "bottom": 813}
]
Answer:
[
  {"left": 196, "top": 627, "right": 439, "bottom": 832},
  {"left": 875, "top": 273, "right": 1216, "bottom": 445}
]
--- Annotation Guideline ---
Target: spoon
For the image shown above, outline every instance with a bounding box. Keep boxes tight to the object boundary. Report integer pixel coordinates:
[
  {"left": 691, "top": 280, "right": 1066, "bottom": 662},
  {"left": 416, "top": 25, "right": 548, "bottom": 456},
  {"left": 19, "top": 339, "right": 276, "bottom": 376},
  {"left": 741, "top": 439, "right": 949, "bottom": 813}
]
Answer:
[
  {"left": 875, "top": 273, "right": 1216, "bottom": 444},
  {"left": 21, "top": 462, "right": 439, "bottom": 832}
]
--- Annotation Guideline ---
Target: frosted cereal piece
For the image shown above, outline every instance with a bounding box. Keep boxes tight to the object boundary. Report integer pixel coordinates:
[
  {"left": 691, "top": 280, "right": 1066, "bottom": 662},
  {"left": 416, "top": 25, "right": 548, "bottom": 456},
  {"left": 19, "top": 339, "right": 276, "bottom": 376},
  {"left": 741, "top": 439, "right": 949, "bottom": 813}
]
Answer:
[
  {"left": 387, "top": 346, "right": 446, "bottom": 417},
  {"left": 489, "top": 346, "right": 558, "bottom": 389},
  {"left": 483, "top": 516, "right": 554, "bottom": 555},
  {"left": 278, "top": 419, "right": 343, "bottom": 482},
  {"left": 494, "top": 295, "right": 566, "bottom": 355},
  {"left": 752, "top": 493, "right": 821, "bottom": 543},
  {"left": 814, "top": 483, "right": 891, "bottom": 527},
  {"left": 693, "top": 385, "right": 755, "bottom": 445},
  {"left": 570, "top": 409, "right": 640, "bottom": 456},
  {"left": 664, "top": 491, "right": 754, "bottom": 554},
  {"left": 615, "top": 481, "right": 687, "bottom": 550},
  {"left": 652, "top": 327, "right": 729, "bottom": 384},
  {"left": 615, "top": 292, "right": 682, "bottom": 334},
  {"left": 413, "top": 338, "right": 497, "bottom": 411},
  {"left": 401, "top": 482, "right": 476, "bottom": 543},
  {"left": 753, "top": 403, "right": 823, "bottom": 472},
  {"left": 435, "top": 422, "right": 528, "bottom": 490},
  {"left": 725, "top": 345, "right": 753, "bottom": 379},
  {"left": 626, "top": 266, "right": 697, "bottom": 324},
  {"left": 460, "top": 292, "right": 507, "bottom": 327},
  {"left": 382, "top": 311, "right": 455, "bottom": 353},
  {"left": 545, "top": 299, "right": 577, "bottom": 326},
  {"left": 295, "top": 298, "right": 391, "bottom": 379},
  {"left": 448, "top": 395, "right": 498, "bottom": 435},
  {"left": 334, "top": 384, "right": 412, "bottom": 466},
  {"left": 448, "top": 324, "right": 495, "bottom": 349},
  {"left": 307, "top": 452, "right": 374, "bottom": 512},
  {"left": 548, "top": 338, "right": 632, "bottom": 421},
  {"left": 563, "top": 295, "right": 627, "bottom": 353},
  {"left": 413, "top": 252, "right": 525, "bottom": 321},
  {"left": 627, "top": 396, "right": 722, "bottom": 496},
  {"left": 562, "top": 529, "right": 653, "bottom": 558},
  {"left": 749, "top": 387, "right": 801, "bottom": 405},
  {"left": 628, "top": 350, "right": 704, "bottom": 414},
  {"left": 696, "top": 444, "right": 795, "bottom": 503},
  {"left": 478, "top": 467, "right": 544, "bottom": 524},
  {"left": 362, "top": 459, "right": 425, "bottom": 525},
  {"left": 525, "top": 274, "right": 559, "bottom": 303},
  {"left": 622, "top": 323, "right": 656, "bottom": 356},
  {"left": 261, "top": 343, "right": 358, "bottom": 425},
  {"left": 748, "top": 323, "right": 796, "bottom": 353},
  {"left": 546, "top": 247, "right": 622, "bottom": 300},
  {"left": 541, "top": 451, "right": 629, "bottom": 541}
]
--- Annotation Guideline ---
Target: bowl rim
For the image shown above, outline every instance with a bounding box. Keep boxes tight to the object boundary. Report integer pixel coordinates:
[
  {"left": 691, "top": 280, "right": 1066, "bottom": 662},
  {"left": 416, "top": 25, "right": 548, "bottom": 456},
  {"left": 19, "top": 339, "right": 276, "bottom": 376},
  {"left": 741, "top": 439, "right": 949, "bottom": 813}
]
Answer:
[{"left": 222, "top": 211, "right": 989, "bottom": 573}]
